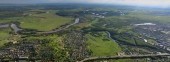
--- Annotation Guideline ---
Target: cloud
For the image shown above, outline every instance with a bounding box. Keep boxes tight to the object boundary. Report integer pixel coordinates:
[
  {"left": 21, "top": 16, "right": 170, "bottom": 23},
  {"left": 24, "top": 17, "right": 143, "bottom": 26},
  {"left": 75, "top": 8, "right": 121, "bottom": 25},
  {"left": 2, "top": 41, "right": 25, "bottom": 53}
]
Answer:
[
  {"left": 46, "top": 0, "right": 170, "bottom": 7},
  {"left": 118, "top": 0, "right": 170, "bottom": 6},
  {"left": 0, "top": 0, "right": 170, "bottom": 7},
  {"left": 0, "top": 0, "right": 47, "bottom": 4}
]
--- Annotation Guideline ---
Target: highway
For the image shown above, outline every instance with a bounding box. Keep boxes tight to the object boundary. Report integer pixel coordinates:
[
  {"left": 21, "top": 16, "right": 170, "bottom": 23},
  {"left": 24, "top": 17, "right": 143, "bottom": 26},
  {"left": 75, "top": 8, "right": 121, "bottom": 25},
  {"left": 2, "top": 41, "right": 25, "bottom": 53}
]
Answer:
[
  {"left": 0, "top": 54, "right": 169, "bottom": 62},
  {"left": 79, "top": 54, "right": 170, "bottom": 62}
]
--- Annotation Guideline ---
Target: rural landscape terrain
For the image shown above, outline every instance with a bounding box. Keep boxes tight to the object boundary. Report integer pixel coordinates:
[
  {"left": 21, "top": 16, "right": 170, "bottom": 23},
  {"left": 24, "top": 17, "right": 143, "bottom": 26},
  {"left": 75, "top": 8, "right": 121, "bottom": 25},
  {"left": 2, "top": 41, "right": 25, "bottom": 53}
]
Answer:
[{"left": 0, "top": 3, "right": 170, "bottom": 62}]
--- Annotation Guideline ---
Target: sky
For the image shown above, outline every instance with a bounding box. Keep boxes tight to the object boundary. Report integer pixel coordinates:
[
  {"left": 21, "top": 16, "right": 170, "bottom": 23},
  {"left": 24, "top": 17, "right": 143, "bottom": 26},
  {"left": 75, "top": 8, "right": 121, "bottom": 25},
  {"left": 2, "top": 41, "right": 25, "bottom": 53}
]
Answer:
[{"left": 0, "top": 0, "right": 170, "bottom": 8}]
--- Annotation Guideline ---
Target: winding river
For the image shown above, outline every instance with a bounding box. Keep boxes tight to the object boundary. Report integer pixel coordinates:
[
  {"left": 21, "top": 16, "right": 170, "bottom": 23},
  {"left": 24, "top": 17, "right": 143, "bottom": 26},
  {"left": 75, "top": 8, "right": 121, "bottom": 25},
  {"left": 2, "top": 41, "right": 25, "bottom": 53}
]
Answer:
[
  {"left": 0, "top": 23, "right": 22, "bottom": 33},
  {"left": 0, "top": 18, "right": 79, "bottom": 34}
]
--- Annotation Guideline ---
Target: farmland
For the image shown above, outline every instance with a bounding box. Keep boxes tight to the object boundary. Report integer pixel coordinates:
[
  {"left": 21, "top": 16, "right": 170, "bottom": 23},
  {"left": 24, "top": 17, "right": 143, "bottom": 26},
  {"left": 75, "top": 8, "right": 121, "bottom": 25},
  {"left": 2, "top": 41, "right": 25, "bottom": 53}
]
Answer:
[{"left": 0, "top": 4, "right": 170, "bottom": 62}]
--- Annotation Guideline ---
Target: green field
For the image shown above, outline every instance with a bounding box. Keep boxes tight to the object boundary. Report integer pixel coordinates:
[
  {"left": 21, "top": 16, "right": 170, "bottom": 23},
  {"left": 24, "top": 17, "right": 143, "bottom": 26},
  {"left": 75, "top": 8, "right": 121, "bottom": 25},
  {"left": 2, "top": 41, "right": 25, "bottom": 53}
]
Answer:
[
  {"left": 127, "top": 10, "right": 170, "bottom": 23},
  {"left": 86, "top": 32, "right": 121, "bottom": 56},
  {"left": 0, "top": 10, "right": 74, "bottom": 31},
  {"left": 20, "top": 10, "right": 74, "bottom": 31},
  {"left": 0, "top": 28, "right": 11, "bottom": 47}
]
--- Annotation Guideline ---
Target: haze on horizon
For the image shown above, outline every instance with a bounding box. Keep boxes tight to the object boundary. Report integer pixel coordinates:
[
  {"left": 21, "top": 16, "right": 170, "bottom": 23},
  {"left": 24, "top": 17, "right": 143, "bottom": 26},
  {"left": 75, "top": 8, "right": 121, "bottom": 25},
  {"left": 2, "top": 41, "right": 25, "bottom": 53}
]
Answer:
[{"left": 0, "top": 0, "right": 170, "bottom": 8}]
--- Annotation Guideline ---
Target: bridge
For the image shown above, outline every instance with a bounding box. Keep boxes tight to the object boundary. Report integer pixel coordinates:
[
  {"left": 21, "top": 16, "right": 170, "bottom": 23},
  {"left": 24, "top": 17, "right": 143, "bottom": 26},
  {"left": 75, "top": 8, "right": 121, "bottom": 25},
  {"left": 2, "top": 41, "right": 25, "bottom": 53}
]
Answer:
[{"left": 79, "top": 54, "right": 170, "bottom": 62}]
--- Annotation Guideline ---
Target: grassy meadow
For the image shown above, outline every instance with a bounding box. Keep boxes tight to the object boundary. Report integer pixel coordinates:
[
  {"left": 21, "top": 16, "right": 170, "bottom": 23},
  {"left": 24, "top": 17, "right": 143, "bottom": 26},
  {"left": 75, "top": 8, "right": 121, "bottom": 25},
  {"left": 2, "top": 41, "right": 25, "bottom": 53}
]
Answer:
[
  {"left": 0, "top": 28, "right": 11, "bottom": 47},
  {"left": 0, "top": 10, "right": 74, "bottom": 31},
  {"left": 86, "top": 32, "right": 121, "bottom": 56}
]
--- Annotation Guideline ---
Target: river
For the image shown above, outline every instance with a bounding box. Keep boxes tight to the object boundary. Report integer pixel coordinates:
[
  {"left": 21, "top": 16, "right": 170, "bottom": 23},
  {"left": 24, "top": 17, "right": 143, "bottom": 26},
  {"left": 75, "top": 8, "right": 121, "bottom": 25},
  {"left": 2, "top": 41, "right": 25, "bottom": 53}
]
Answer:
[
  {"left": 0, "top": 18, "right": 79, "bottom": 34},
  {"left": 39, "top": 18, "right": 80, "bottom": 34}
]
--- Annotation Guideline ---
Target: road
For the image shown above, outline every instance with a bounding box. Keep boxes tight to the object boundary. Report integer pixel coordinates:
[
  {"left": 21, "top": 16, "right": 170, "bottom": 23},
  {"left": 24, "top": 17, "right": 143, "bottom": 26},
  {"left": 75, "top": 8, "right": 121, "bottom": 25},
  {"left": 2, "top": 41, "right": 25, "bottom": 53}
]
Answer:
[
  {"left": 0, "top": 54, "right": 169, "bottom": 62},
  {"left": 38, "top": 18, "right": 80, "bottom": 34},
  {"left": 79, "top": 54, "right": 170, "bottom": 62}
]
